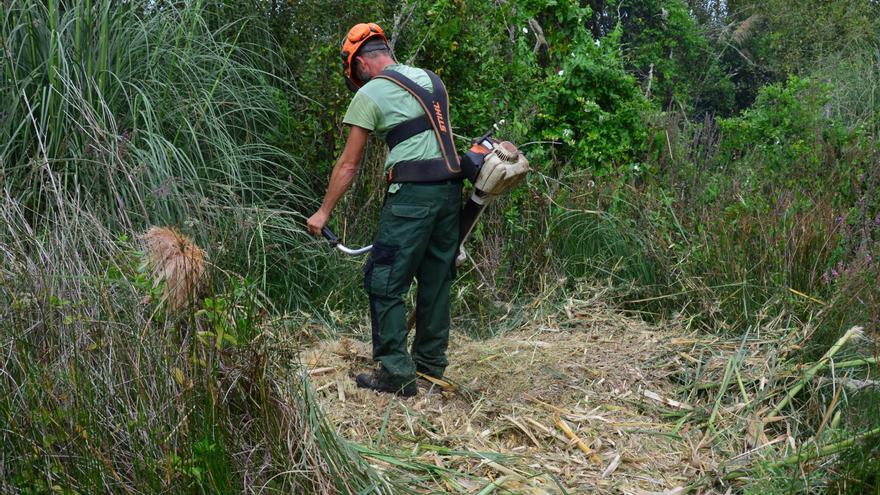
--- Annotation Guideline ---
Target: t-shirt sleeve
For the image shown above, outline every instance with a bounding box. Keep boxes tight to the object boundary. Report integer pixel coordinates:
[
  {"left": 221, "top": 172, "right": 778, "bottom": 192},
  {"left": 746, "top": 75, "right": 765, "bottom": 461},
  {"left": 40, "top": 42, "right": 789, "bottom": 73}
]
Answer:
[{"left": 343, "top": 91, "right": 382, "bottom": 131}]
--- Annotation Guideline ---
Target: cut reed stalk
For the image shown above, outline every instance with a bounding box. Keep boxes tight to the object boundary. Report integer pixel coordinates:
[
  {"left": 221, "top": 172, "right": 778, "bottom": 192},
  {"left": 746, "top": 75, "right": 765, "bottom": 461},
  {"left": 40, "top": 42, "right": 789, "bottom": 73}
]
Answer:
[{"left": 769, "top": 326, "right": 863, "bottom": 417}]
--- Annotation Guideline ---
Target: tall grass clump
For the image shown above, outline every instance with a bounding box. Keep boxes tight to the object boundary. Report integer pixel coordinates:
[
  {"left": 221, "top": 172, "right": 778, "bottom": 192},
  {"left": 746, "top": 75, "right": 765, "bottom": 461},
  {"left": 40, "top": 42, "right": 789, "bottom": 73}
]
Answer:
[
  {"left": 1, "top": 0, "right": 336, "bottom": 307},
  {"left": 0, "top": 0, "right": 395, "bottom": 492},
  {"left": 0, "top": 195, "right": 389, "bottom": 493}
]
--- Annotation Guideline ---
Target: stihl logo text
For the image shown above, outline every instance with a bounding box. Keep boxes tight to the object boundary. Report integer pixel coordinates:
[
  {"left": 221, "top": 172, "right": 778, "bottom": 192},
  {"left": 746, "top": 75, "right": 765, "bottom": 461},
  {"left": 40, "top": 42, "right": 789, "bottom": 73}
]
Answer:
[{"left": 433, "top": 101, "right": 447, "bottom": 132}]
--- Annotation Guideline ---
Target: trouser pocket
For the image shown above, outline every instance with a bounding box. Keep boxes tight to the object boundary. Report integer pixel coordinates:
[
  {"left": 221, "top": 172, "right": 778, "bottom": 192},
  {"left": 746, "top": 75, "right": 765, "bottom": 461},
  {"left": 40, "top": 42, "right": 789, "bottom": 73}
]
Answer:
[{"left": 364, "top": 242, "right": 397, "bottom": 297}]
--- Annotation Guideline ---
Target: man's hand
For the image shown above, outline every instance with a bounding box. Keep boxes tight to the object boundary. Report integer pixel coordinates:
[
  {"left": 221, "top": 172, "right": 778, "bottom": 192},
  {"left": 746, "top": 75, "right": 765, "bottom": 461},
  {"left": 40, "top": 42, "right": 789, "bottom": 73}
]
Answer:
[{"left": 307, "top": 209, "right": 330, "bottom": 236}]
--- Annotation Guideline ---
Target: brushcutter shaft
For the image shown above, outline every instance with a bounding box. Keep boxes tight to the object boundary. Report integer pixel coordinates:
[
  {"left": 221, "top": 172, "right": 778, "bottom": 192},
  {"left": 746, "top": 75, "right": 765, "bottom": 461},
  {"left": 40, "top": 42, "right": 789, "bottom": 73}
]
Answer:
[{"left": 322, "top": 227, "right": 373, "bottom": 256}]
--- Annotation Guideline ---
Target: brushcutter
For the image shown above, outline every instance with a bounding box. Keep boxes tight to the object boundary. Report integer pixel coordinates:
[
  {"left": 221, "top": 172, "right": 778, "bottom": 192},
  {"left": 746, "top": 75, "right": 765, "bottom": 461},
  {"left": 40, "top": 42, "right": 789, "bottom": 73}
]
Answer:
[
  {"left": 455, "top": 134, "right": 529, "bottom": 265},
  {"left": 322, "top": 133, "right": 530, "bottom": 262}
]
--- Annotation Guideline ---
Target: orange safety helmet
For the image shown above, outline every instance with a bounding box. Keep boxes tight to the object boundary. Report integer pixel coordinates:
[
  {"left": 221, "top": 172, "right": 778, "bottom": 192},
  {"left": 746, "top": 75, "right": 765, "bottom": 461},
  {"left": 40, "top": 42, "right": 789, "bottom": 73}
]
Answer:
[{"left": 341, "top": 22, "right": 389, "bottom": 91}]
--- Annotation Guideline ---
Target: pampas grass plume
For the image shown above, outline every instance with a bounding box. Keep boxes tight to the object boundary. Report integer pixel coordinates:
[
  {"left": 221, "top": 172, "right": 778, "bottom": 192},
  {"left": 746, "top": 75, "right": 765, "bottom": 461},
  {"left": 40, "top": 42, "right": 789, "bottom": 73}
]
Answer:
[
  {"left": 732, "top": 13, "right": 760, "bottom": 45},
  {"left": 143, "top": 226, "right": 206, "bottom": 312}
]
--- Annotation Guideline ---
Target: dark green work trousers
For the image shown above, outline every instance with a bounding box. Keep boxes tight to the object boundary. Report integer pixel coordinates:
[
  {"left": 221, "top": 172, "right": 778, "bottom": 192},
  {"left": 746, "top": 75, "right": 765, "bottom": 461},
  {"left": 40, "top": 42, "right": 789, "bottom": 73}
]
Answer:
[{"left": 364, "top": 181, "right": 461, "bottom": 388}]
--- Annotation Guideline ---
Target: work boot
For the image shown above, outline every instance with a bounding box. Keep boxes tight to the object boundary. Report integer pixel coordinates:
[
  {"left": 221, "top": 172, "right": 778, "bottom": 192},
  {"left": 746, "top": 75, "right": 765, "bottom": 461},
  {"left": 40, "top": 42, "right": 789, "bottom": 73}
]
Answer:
[{"left": 355, "top": 369, "right": 417, "bottom": 397}]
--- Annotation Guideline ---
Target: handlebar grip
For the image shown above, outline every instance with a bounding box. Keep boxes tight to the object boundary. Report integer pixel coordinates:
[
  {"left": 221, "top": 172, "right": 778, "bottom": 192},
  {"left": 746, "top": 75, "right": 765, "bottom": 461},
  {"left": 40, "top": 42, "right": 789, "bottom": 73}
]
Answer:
[{"left": 322, "top": 226, "right": 339, "bottom": 245}]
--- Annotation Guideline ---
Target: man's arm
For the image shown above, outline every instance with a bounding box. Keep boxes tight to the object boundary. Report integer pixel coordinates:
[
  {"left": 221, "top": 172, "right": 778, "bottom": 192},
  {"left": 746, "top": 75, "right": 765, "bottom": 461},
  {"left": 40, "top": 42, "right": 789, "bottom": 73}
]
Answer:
[{"left": 306, "top": 125, "right": 370, "bottom": 236}]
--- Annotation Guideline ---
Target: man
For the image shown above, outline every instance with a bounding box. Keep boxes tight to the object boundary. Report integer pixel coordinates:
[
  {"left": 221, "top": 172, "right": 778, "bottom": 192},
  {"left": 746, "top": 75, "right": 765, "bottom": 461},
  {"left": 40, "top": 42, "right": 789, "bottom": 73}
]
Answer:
[{"left": 306, "top": 23, "right": 463, "bottom": 397}]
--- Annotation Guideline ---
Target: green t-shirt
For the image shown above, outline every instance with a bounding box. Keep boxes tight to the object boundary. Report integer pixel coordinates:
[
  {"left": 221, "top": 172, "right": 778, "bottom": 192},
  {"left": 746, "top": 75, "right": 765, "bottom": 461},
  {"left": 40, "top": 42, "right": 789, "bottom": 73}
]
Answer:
[{"left": 343, "top": 64, "right": 442, "bottom": 171}]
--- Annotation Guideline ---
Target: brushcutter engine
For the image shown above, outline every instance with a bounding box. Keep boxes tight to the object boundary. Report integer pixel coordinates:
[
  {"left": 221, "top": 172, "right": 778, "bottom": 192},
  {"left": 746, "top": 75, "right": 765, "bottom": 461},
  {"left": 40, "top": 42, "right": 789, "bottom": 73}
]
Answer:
[{"left": 456, "top": 135, "right": 530, "bottom": 266}]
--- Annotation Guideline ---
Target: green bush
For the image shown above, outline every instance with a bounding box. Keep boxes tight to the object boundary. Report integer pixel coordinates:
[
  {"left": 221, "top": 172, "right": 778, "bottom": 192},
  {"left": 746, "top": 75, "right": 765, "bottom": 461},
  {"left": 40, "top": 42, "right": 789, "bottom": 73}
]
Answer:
[
  {"left": 718, "top": 77, "right": 847, "bottom": 180},
  {"left": 532, "top": 23, "right": 651, "bottom": 171}
]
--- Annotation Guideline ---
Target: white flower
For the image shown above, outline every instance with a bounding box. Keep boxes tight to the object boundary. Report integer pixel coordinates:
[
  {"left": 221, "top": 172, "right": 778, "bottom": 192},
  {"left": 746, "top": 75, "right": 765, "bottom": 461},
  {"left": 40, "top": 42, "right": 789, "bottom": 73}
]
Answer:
[
  {"left": 558, "top": 70, "right": 564, "bottom": 76},
  {"left": 523, "top": 27, "right": 529, "bottom": 34},
  {"left": 595, "top": 39, "right": 601, "bottom": 46}
]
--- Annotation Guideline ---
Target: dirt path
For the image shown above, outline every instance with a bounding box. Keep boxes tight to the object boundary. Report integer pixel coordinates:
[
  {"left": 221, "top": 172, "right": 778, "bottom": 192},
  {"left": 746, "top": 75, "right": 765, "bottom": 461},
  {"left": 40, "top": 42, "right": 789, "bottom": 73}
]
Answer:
[{"left": 299, "top": 305, "right": 728, "bottom": 494}]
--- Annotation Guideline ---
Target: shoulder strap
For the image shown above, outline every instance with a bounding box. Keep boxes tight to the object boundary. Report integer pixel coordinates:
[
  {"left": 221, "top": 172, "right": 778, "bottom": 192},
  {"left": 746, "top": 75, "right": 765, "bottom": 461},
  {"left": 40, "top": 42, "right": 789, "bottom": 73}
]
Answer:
[{"left": 374, "top": 69, "right": 461, "bottom": 175}]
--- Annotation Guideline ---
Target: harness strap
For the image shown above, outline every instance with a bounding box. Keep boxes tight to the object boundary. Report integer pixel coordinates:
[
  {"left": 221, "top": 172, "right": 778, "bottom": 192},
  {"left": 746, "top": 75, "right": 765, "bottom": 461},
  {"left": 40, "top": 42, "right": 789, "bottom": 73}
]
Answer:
[
  {"left": 385, "top": 115, "right": 432, "bottom": 150},
  {"left": 374, "top": 69, "right": 461, "bottom": 178},
  {"left": 388, "top": 159, "right": 464, "bottom": 183}
]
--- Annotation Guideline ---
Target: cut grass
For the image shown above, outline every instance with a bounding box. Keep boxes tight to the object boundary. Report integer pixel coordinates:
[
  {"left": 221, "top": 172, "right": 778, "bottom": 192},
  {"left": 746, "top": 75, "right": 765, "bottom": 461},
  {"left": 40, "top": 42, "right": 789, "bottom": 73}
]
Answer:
[{"left": 295, "top": 287, "right": 879, "bottom": 494}]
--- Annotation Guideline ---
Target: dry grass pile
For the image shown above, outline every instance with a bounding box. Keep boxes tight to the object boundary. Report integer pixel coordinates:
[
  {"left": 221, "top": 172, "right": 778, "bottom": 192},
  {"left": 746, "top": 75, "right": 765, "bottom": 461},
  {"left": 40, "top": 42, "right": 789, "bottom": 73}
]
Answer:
[
  {"left": 298, "top": 299, "right": 704, "bottom": 494},
  {"left": 294, "top": 295, "right": 878, "bottom": 494}
]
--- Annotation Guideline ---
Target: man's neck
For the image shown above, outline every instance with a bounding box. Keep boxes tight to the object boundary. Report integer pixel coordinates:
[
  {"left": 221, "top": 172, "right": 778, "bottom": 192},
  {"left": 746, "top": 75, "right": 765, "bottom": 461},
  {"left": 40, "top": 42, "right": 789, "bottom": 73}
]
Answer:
[
  {"left": 361, "top": 56, "right": 397, "bottom": 81},
  {"left": 374, "top": 56, "right": 396, "bottom": 72}
]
